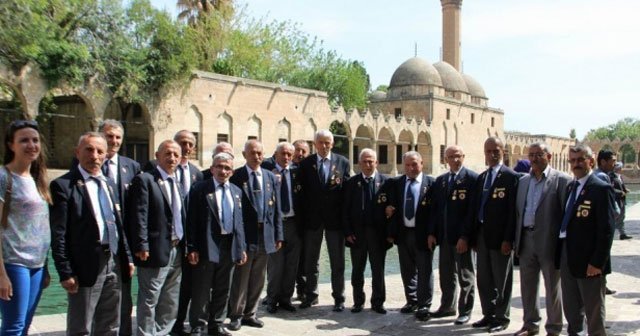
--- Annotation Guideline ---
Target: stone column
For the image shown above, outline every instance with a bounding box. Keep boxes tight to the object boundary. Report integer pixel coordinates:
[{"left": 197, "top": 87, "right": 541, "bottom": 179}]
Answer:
[
  {"left": 390, "top": 142, "right": 398, "bottom": 176},
  {"left": 348, "top": 136, "right": 355, "bottom": 175}
]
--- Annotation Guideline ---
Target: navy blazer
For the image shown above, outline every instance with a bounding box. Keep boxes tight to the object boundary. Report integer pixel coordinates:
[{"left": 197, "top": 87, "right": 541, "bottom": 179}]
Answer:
[
  {"left": 557, "top": 174, "right": 615, "bottom": 278},
  {"left": 261, "top": 161, "right": 305, "bottom": 237},
  {"left": 388, "top": 174, "right": 435, "bottom": 251},
  {"left": 428, "top": 167, "right": 479, "bottom": 246},
  {"left": 50, "top": 168, "right": 132, "bottom": 287},
  {"left": 113, "top": 155, "right": 141, "bottom": 206},
  {"left": 465, "top": 164, "right": 519, "bottom": 249},
  {"left": 342, "top": 173, "right": 391, "bottom": 249},
  {"left": 230, "top": 167, "right": 284, "bottom": 254},
  {"left": 126, "top": 168, "right": 186, "bottom": 268},
  {"left": 298, "top": 153, "right": 351, "bottom": 231},
  {"left": 186, "top": 179, "right": 246, "bottom": 263}
]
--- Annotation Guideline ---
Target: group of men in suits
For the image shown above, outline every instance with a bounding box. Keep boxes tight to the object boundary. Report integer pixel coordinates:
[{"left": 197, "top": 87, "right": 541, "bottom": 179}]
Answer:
[{"left": 50, "top": 123, "right": 617, "bottom": 336}]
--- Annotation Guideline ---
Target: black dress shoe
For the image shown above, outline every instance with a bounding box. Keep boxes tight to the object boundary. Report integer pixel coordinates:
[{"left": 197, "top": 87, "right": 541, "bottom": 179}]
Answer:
[
  {"left": 620, "top": 234, "right": 633, "bottom": 240},
  {"left": 605, "top": 287, "right": 617, "bottom": 295},
  {"left": 279, "top": 301, "right": 297, "bottom": 312},
  {"left": 513, "top": 326, "right": 540, "bottom": 336},
  {"left": 431, "top": 309, "right": 456, "bottom": 318},
  {"left": 472, "top": 316, "right": 493, "bottom": 328},
  {"left": 266, "top": 303, "right": 278, "bottom": 314},
  {"left": 351, "top": 304, "right": 363, "bottom": 313},
  {"left": 299, "top": 298, "right": 319, "bottom": 309},
  {"left": 241, "top": 317, "right": 264, "bottom": 328},
  {"left": 372, "top": 305, "right": 387, "bottom": 314},
  {"left": 208, "top": 325, "right": 232, "bottom": 336},
  {"left": 189, "top": 327, "right": 203, "bottom": 336},
  {"left": 227, "top": 318, "right": 241, "bottom": 331},
  {"left": 295, "top": 293, "right": 307, "bottom": 302},
  {"left": 332, "top": 302, "right": 345, "bottom": 312},
  {"left": 415, "top": 306, "right": 431, "bottom": 321},
  {"left": 454, "top": 315, "right": 470, "bottom": 325},
  {"left": 400, "top": 303, "right": 418, "bottom": 314},
  {"left": 488, "top": 321, "right": 509, "bottom": 333}
]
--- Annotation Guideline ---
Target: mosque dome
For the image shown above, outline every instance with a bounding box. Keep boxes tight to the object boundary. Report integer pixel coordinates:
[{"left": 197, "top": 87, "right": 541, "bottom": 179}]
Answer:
[
  {"left": 433, "top": 61, "right": 469, "bottom": 93},
  {"left": 461, "top": 73, "right": 487, "bottom": 98},
  {"left": 389, "top": 57, "right": 442, "bottom": 87},
  {"left": 369, "top": 90, "right": 387, "bottom": 100}
]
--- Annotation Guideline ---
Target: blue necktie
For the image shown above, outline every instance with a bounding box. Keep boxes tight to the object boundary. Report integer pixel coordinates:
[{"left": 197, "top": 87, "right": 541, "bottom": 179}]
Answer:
[
  {"left": 479, "top": 168, "right": 493, "bottom": 222},
  {"left": 102, "top": 160, "right": 111, "bottom": 180},
  {"left": 167, "top": 177, "right": 184, "bottom": 240},
  {"left": 448, "top": 172, "right": 456, "bottom": 194},
  {"left": 318, "top": 158, "right": 327, "bottom": 186},
  {"left": 251, "top": 172, "right": 264, "bottom": 222},
  {"left": 280, "top": 169, "right": 291, "bottom": 213},
  {"left": 91, "top": 177, "right": 118, "bottom": 254},
  {"left": 220, "top": 184, "right": 233, "bottom": 233},
  {"left": 560, "top": 181, "right": 580, "bottom": 235},
  {"left": 405, "top": 178, "right": 416, "bottom": 220}
]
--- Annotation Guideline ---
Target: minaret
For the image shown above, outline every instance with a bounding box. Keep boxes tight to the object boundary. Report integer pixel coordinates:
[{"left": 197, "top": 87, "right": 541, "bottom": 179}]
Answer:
[{"left": 440, "top": 0, "right": 462, "bottom": 71}]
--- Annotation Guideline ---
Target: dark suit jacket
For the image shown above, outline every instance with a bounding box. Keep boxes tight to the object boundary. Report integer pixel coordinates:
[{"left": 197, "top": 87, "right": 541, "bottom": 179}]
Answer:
[
  {"left": 144, "top": 160, "right": 203, "bottom": 187},
  {"left": 50, "top": 168, "right": 132, "bottom": 287},
  {"left": 298, "top": 153, "right": 351, "bottom": 231},
  {"left": 186, "top": 179, "right": 246, "bottom": 263},
  {"left": 428, "top": 167, "right": 478, "bottom": 246},
  {"left": 261, "top": 161, "right": 305, "bottom": 237},
  {"left": 113, "top": 155, "right": 141, "bottom": 206},
  {"left": 558, "top": 173, "right": 615, "bottom": 278},
  {"left": 126, "top": 168, "right": 186, "bottom": 268},
  {"left": 342, "top": 173, "right": 391, "bottom": 249},
  {"left": 464, "top": 164, "right": 519, "bottom": 249},
  {"left": 388, "top": 174, "right": 435, "bottom": 251},
  {"left": 230, "top": 167, "right": 284, "bottom": 254}
]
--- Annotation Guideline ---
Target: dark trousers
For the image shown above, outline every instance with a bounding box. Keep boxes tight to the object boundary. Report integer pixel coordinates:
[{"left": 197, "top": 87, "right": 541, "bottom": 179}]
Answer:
[
  {"left": 350, "top": 226, "right": 387, "bottom": 307},
  {"left": 397, "top": 228, "right": 434, "bottom": 307},
  {"left": 304, "top": 226, "right": 345, "bottom": 303},
  {"left": 438, "top": 242, "right": 475, "bottom": 317},
  {"left": 560, "top": 243, "right": 606, "bottom": 336},
  {"left": 119, "top": 281, "right": 133, "bottom": 336},
  {"left": 267, "top": 217, "right": 301, "bottom": 304},
  {"left": 476, "top": 228, "right": 513, "bottom": 323},
  {"left": 189, "top": 236, "right": 235, "bottom": 330}
]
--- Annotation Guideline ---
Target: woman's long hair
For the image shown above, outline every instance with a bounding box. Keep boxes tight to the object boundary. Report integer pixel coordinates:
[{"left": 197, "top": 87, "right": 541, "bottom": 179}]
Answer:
[{"left": 3, "top": 120, "right": 52, "bottom": 204}]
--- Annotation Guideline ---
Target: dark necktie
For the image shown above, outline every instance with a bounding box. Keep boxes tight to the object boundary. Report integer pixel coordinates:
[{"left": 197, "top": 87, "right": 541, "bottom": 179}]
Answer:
[
  {"left": 448, "top": 172, "right": 456, "bottom": 193},
  {"left": 405, "top": 178, "right": 416, "bottom": 220},
  {"left": 102, "top": 160, "right": 111, "bottom": 180},
  {"left": 364, "top": 176, "right": 374, "bottom": 209},
  {"left": 91, "top": 177, "right": 118, "bottom": 254},
  {"left": 167, "top": 177, "right": 184, "bottom": 240},
  {"left": 560, "top": 181, "right": 580, "bottom": 234},
  {"left": 178, "top": 165, "right": 187, "bottom": 195},
  {"left": 318, "top": 158, "right": 327, "bottom": 185},
  {"left": 280, "top": 169, "right": 291, "bottom": 213},
  {"left": 252, "top": 171, "right": 264, "bottom": 221},
  {"left": 479, "top": 168, "right": 494, "bottom": 222},
  {"left": 220, "top": 184, "right": 233, "bottom": 233}
]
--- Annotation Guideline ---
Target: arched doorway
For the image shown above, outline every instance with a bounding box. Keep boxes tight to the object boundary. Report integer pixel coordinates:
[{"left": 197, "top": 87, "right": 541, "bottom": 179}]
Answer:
[
  {"left": 104, "top": 99, "right": 152, "bottom": 166},
  {"left": 329, "top": 120, "right": 350, "bottom": 158}
]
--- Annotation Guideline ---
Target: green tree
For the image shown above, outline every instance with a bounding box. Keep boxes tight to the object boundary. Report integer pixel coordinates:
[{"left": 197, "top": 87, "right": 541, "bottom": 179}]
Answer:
[
  {"left": 584, "top": 118, "right": 640, "bottom": 141},
  {"left": 569, "top": 128, "right": 576, "bottom": 139}
]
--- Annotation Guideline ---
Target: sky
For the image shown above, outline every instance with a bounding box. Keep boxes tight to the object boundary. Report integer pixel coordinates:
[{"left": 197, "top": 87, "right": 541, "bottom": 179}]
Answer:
[{"left": 150, "top": 0, "right": 640, "bottom": 139}]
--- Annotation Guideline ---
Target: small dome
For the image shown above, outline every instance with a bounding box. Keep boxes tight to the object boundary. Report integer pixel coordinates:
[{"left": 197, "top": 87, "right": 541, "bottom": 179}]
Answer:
[
  {"left": 389, "top": 57, "right": 442, "bottom": 87},
  {"left": 369, "top": 90, "right": 387, "bottom": 100},
  {"left": 462, "top": 73, "right": 487, "bottom": 98},
  {"left": 433, "top": 61, "right": 468, "bottom": 93}
]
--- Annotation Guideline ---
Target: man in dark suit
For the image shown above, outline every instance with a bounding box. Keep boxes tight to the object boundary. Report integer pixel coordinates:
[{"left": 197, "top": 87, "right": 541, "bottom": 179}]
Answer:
[
  {"left": 227, "top": 140, "right": 283, "bottom": 331},
  {"left": 297, "top": 130, "right": 350, "bottom": 311},
  {"left": 427, "top": 145, "right": 477, "bottom": 325},
  {"left": 513, "top": 143, "right": 571, "bottom": 336},
  {"left": 459, "top": 136, "right": 518, "bottom": 333},
  {"left": 50, "top": 132, "right": 133, "bottom": 335},
  {"left": 262, "top": 142, "right": 304, "bottom": 314},
  {"left": 291, "top": 139, "right": 310, "bottom": 302},
  {"left": 186, "top": 152, "right": 247, "bottom": 336},
  {"left": 97, "top": 119, "right": 141, "bottom": 336},
  {"left": 342, "top": 148, "right": 390, "bottom": 314},
  {"left": 127, "top": 140, "right": 185, "bottom": 335},
  {"left": 558, "top": 144, "right": 615, "bottom": 336},
  {"left": 387, "top": 151, "right": 435, "bottom": 321}
]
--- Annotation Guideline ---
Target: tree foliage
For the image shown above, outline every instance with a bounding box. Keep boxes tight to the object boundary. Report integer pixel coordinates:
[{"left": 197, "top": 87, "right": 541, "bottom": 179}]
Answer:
[
  {"left": 584, "top": 118, "right": 640, "bottom": 141},
  {"left": 0, "top": 0, "right": 370, "bottom": 109}
]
